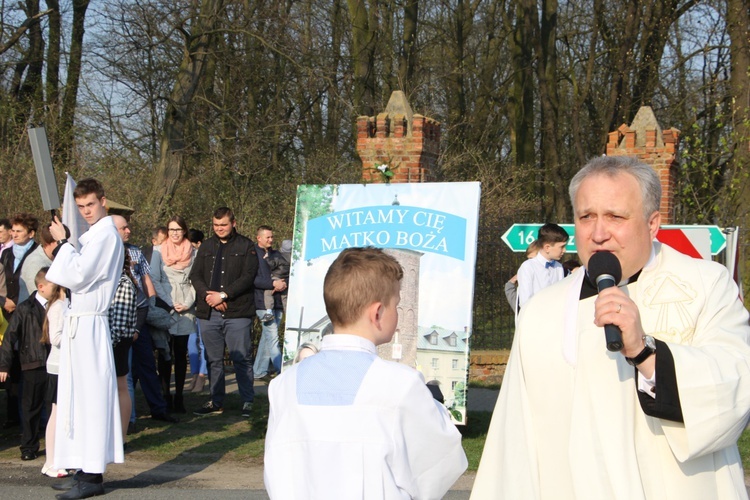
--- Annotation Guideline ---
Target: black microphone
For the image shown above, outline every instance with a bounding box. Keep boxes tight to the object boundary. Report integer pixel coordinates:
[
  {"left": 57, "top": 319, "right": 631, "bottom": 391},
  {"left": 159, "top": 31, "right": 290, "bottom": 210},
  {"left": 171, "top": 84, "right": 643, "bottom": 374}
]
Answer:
[{"left": 588, "top": 252, "right": 623, "bottom": 352}]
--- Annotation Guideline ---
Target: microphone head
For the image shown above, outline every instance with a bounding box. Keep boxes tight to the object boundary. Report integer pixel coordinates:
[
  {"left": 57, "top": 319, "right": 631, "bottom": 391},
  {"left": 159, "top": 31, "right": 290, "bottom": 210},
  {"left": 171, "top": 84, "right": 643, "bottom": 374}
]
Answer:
[{"left": 588, "top": 251, "right": 622, "bottom": 285}]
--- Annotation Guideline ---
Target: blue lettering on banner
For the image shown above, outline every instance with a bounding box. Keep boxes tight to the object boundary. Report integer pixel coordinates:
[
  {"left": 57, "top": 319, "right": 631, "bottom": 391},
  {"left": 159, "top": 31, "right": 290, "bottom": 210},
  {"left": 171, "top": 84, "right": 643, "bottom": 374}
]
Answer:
[{"left": 305, "top": 206, "right": 467, "bottom": 260}]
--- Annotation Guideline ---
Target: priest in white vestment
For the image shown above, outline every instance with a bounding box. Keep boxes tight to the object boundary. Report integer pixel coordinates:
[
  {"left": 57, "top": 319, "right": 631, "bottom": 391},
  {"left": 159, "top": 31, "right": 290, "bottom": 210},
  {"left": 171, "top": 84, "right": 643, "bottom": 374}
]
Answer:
[
  {"left": 47, "top": 178, "right": 125, "bottom": 499},
  {"left": 472, "top": 157, "right": 750, "bottom": 500},
  {"left": 264, "top": 247, "right": 468, "bottom": 499}
]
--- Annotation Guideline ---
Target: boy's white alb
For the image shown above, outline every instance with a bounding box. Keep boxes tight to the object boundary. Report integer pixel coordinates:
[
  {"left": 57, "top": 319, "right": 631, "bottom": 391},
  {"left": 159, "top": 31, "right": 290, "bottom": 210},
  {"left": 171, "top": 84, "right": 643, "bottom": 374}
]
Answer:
[{"left": 264, "top": 333, "right": 467, "bottom": 499}]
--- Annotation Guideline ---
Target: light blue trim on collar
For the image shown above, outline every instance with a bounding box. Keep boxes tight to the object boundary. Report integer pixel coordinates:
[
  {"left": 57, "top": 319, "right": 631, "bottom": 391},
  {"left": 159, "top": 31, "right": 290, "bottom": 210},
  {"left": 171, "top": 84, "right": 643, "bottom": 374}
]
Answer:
[{"left": 296, "top": 350, "right": 376, "bottom": 406}]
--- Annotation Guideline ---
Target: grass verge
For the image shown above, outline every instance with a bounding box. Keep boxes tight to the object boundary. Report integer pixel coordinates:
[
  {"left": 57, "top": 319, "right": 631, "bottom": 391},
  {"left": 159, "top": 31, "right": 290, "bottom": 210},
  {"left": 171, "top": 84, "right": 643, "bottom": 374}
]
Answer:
[{"left": 2, "top": 388, "right": 749, "bottom": 476}]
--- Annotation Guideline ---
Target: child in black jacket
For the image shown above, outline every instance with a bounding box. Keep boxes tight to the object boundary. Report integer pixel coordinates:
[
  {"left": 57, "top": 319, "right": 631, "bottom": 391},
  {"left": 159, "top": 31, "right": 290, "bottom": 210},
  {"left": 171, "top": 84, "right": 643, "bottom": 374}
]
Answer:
[{"left": 0, "top": 268, "right": 55, "bottom": 461}]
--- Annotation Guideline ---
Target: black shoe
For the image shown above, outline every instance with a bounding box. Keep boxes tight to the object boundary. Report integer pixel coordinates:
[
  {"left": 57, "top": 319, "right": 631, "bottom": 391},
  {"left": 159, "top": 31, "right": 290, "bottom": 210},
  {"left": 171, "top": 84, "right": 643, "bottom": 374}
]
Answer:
[
  {"left": 52, "top": 472, "right": 81, "bottom": 491},
  {"left": 21, "top": 450, "right": 37, "bottom": 461},
  {"left": 173, "top": 395, "right": 186, "bottom": 414},
  {"left": 194, "top": 401, "right": 223, "bottom": 416},
  {"left": 127, "top": 422, "right": 137, "bottom": 435},
  {"left": 261, "top": 312, "right": 275, "bottom": 322},
  {"left": 55, "top": 480, "right": 104, "bottom": 499},
  {"left": 151, "top": 413, "right": 179, "bottom": 423}
]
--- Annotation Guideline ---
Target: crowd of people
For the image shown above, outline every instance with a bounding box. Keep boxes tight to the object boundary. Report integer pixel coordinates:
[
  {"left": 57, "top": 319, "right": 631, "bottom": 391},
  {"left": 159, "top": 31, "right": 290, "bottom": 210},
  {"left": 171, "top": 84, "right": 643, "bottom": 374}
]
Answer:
[
  {"left": 2, "top": 153, "right": 750, "bottom": 500},
  {"left": 0, "top": 180, "right": 291, "bottom": 498}
]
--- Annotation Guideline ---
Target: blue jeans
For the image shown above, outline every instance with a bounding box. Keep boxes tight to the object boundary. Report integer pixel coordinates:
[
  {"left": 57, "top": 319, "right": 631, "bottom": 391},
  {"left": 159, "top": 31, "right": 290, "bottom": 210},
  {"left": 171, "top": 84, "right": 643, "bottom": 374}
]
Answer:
[
  {"left": 127, "top": 348, "right": 135, "bottom": 423},
  {"left": 188, "top": 327, "right": 208, "bottom": 376},
  {"left": 200, "top": 314, "right": 254, "bottom": 406},
  {"left": 253, "top": 309, "right": 282, "bottom": 377}
]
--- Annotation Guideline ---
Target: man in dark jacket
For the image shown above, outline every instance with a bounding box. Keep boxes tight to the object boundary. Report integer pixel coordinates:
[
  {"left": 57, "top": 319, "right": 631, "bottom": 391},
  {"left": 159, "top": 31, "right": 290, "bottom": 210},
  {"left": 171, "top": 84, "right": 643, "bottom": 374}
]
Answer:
[
  {"left": 0, "top": 213, "right": 40, "bottom": 315},
  {"left": 252, "top": 225, "right": 286, "bottom": 380},
  {"left": 0, "top": 213, "right": 39, "bottom": 430},
  {"left": 190, "top": 207, "right": 259, "bottom": 417},
  {"left": 0, "top": 268, "right": 51, "bottom": 461}
]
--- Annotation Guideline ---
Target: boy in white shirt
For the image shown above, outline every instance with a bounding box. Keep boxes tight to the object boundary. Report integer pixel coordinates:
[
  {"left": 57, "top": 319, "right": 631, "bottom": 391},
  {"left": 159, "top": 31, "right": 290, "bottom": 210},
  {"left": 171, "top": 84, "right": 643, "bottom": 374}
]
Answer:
[
  {"left": 516, "top": 223, "right": 568, "bottom": 308},
  {"left": 264, "top": 247, "right": 467, "bottom": 499}
]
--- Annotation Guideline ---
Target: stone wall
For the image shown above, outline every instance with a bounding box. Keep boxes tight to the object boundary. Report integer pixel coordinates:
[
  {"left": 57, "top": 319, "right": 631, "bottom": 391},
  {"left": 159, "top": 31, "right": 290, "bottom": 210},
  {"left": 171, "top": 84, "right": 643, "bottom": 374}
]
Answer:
[{"left": 469, "top": 350, "right": 510, "bottom": 385}]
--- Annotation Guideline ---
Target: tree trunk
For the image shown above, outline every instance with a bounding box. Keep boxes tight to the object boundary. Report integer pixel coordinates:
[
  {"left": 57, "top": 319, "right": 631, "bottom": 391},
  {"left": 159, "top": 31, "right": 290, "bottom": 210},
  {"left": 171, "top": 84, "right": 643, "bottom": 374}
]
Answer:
[
  {"left": 151, "top": 0, "right": 225, "bottom": 219},
  {"left": 44, "top": 0, "right": 60, "bottom": 123},
  {"left": 325, "top": 0, "right": 344, "bottom": 148},
  {"left": 447, "top": 0, "right": 470, "bottom": 145},
  {"left": 538, "top": 0, "right": 564, "bottom": 219},
  {"left": 602, "top": 0, "right": 641, "bottom": 133},
  {"left": 522, "top": 0, "right": 564, "bottom": 219},
  {"left": 58, "top": 0, "right": 90, "bottom": 167},
  {"left": 398, "top": 0, "right": 418, "bottom": 94},
  {"left": 15, "top": 0, "right": 45, "bottom": 123},
  {"left": 570, "top": 0, "right": 602, "bottom": 164},
  {"left": 347, "top": 0, "right": 379, "bottom": 116},
  {"left": 727, "top": 0, "right": 750, "bottom": 226},
  {"left": 381, "top": 0, "right": 397, "bottom": 95},
  {"left": 507, "top": 0, "right": 535, "bottom": 168}
]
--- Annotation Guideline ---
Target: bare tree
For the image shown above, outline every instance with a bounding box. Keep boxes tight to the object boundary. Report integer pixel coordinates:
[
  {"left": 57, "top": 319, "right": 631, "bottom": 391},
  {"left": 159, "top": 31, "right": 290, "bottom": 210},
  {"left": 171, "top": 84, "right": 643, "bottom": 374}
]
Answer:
[{"left": 151, "top": 0, "right": 225, "bottom": 219}]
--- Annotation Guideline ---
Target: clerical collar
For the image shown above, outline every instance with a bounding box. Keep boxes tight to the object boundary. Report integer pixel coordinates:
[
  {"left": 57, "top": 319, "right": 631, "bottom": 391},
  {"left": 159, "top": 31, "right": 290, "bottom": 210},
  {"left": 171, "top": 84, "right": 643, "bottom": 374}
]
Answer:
[
  {"left": 580, "top": 244, "right": 658, "bottom": 300},
  {"left": 580, "top": 269, "right": 643, "bottom": 300}
]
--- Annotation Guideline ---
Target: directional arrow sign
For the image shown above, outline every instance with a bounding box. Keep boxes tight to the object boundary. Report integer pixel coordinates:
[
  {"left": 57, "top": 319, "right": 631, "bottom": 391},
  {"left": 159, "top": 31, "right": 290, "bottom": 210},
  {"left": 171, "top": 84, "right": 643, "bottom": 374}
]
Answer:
[
  {"left": 660, "top": 225, "right": 726, "bottom": 255},
  {"left": 501, "top": 224, "right": 575, "bottom": 253},
  {"left": 501, "top": 223, "right": 726, "bottom": 255}
]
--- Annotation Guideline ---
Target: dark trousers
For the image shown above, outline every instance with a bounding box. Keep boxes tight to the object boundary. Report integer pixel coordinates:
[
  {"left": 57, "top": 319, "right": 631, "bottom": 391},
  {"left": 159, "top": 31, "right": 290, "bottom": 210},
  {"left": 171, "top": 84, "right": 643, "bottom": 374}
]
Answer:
[
  {"left": 200, "top": 315, "right": 254, "bottom": 407},
  {"left": 4, "top": 353, "right": 21, "bottom": 424},
  {"left": 130, "top": 307, "right": 167, "bottom": 415},
  {"left": 157, "top": 335, "right": 188, "bottom": 407},
  {"left": 20, "top": 367, "right": 47, "bottom": 454}
]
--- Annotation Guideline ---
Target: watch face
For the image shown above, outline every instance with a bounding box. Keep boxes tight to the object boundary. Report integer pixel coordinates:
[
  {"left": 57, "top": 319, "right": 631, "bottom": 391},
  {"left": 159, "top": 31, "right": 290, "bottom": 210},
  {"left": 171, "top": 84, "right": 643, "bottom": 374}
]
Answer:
[{"left": 644, "top": 335, "right": 656, "bottom": 350}]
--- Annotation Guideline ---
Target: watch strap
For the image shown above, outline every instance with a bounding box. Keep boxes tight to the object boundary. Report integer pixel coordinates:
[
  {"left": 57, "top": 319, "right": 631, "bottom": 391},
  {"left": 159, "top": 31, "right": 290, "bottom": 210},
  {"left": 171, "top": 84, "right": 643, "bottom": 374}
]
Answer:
[{"left": 626, "top": 337, "right": 656, "bottom": 366}]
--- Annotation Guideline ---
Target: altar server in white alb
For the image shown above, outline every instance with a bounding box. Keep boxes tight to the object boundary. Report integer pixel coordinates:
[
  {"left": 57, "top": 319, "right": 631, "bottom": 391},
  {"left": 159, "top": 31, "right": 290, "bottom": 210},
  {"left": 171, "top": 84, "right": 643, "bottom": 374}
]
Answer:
[
  {"left": 472, "top": 156, "right": 750, "bottom": 500},
  {"left": 264, "top": 247, "right": 468, "bottom": 499},
  {"left": 47, "top": 178, "right": 125, "bottom": 500}
]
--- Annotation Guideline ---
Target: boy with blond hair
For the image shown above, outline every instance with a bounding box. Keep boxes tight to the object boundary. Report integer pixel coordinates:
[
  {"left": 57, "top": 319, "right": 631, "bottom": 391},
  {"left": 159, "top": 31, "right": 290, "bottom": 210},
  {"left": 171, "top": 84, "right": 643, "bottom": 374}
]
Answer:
[{"left": 264, "top": 247, "right": 467, "bottom": 499}]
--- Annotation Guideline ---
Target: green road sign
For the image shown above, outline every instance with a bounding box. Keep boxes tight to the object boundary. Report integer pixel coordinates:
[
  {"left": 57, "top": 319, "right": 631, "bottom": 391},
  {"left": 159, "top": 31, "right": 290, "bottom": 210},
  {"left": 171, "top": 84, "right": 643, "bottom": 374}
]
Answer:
[
  {"left": 501, "top": 224, "right": 575, "bottom": 253},
  {"left": 501, "top": 224, "right": 726, "bottom": 255}
]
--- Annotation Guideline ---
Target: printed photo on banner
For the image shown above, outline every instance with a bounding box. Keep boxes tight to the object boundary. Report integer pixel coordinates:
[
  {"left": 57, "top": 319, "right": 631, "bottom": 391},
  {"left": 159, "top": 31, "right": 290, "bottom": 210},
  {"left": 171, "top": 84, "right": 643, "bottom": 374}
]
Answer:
[{"left": 284, "top": 182, "right": 481, "bottom": 424}]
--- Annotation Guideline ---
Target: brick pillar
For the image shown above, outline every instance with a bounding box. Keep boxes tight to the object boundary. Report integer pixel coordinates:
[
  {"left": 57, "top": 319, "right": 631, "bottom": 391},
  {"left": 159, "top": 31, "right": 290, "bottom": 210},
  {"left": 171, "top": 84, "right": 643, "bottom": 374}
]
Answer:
[
  {"left": 606, "top": 106, "right": 680, "bottom": 223},
  {"left": 356, "top": 91, "right": 440, "bottom": 183}
]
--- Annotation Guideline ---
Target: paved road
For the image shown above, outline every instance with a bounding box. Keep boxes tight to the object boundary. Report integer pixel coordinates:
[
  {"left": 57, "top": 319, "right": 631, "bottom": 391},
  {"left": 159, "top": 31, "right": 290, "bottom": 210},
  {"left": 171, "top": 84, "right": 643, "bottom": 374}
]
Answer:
[{"left": 0, "top": 485, "right": 477, "bottom": 499}]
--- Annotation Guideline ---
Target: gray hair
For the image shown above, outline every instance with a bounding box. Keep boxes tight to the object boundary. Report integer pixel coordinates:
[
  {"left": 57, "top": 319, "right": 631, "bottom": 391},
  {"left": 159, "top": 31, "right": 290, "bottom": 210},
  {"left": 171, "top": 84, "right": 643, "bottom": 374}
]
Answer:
[{"left": 568, "top": 156, "right": 662, "bottom": 218}]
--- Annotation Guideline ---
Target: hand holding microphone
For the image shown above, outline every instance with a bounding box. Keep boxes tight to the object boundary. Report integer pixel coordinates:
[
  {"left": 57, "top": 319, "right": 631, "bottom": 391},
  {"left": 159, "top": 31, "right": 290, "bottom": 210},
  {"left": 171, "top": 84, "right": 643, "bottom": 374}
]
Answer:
[{"left": 588, "top": 252, "right": 624, "bottom": 352}]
